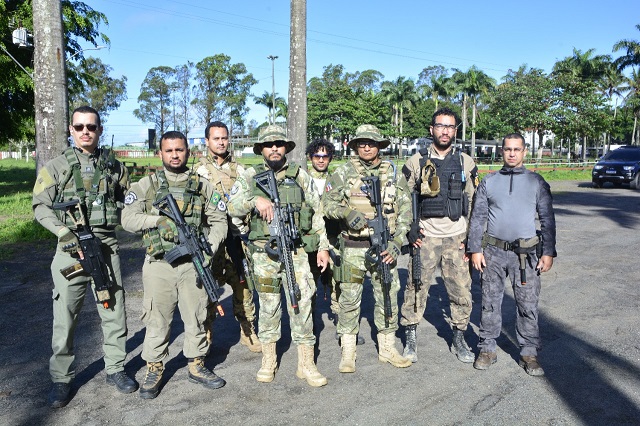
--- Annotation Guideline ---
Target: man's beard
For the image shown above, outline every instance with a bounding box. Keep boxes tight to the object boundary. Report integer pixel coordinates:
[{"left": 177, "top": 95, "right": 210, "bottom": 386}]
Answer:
[
  {"left": 266, "top": 157, "right": 285, "bottom": 171},
  {"left": 164, "top": 163, "right": 188, "bottom": 173},
  {"left": 433, "top": 135, "right": 453, "bottom": 151}
]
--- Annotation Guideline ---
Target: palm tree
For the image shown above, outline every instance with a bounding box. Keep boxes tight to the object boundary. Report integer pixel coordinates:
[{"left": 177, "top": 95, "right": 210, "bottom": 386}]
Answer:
[
  {"left": 621, "top": 68, "right": 640, "bottom": 144},
  {"left": 288, "top": 0, "right": 307, "bottom": 166},
  {"left": 451, "top": 66, "right": 496, "bottom": 157},
  {"left": 598, "top": 61, "right": 626, "bottom": 149},
  {"left": 381, "top": 76, "right": 419, "bottom": 136},
  {"left": 254, "top": 91, "right": 285, "bottom": 124},
  {"left": 614, "top": 24, "right": 640, "bottom": 73}
]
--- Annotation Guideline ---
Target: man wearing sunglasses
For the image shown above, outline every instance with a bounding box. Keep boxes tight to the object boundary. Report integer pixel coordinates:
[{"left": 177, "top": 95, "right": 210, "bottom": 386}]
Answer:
[
  {"left": 322, "top": 124, "right": 413, "bottom": 373},
  {"left": 33, "top": 106, "right": 137, "bottom": 408},
  {"left": 227, "top": 125, "right": 330, "bottom": 387},
  {"left": 196, "top": 121, "right": 261, "bottom": 354},
  {"left": 400, "top": 107, "right": 479, "bottom": 365}
]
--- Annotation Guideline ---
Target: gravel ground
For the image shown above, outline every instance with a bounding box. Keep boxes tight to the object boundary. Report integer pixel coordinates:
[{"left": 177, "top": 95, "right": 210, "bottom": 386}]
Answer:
[{"left": 1, "top": 180, "right": 639, "bottom": 425}]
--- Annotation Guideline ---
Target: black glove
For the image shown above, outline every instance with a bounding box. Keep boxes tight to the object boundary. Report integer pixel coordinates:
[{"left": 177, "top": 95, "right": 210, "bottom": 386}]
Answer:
[
  {"left": 344, "top": 208, "right": 366, "bottom": 231},
  {"left": 385, "top": 241, "right": 401, "bottom": 261},
  {"left": 407, "top": 222, "right": 422, "bottom": 245},
  {"left": 156, "top": 217, "right": 178, "bottom": 242},
  {"left": 57, "top": 228, "right": 79, "bottom": 254}
]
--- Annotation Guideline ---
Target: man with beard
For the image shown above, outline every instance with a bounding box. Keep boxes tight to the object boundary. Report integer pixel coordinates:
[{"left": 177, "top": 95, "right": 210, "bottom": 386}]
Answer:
[
  {"left": 196, "top": 121, "right": 260, "bottom": 353},
  {"left": 400, "top": 108, "right": 479, "bottom": 364},
  {"left": 227, "top": 125, "right": 330, "bottom": 387},
  {"left": 122, "top": 131, "right": 228, "bottom": 399},
  {"left": 322, "top": 124, "right": 413, "bottom": 374}
]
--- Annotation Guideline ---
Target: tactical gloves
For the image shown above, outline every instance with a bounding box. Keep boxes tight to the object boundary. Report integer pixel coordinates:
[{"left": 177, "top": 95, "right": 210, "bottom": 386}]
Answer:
[
  {"left": 385, "top": 240, "right": 402, "bottom": 260},
  {"left": 156, "top": 217, "right": 178, "bottom": 242},
  {"left": 57, "top": 228, "right": 80, "bottom": 254},
  {"left": 407, "top": 222, "right": 422, "bottom": 245},
  {"left": 343, "top": 208, "right": 367, "bottom": 231}
]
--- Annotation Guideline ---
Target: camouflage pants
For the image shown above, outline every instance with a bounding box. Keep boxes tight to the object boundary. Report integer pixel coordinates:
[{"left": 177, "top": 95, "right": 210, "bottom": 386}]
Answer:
[
  {"left": 207, "top": 243, "right": 256, "bottom": 325},
  {"left": 253, "top": 246, "right": 316, "bottom": 346},
  {"left": 477, "top": 245, "right": 541, "bottom": 357},
  {"left": 337, "top": 246, "right": 401, "bottom": 335},
  {"left": 400, "top": 232, "right": 472, "bottom": 330},
  {"left": 49, "top": 237, "right": 127, "bottom": 382}
]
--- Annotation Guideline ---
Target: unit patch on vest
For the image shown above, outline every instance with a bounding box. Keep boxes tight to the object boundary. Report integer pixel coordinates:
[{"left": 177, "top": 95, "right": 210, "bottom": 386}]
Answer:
[
  {"left": 325, "top": 182, "right": 332, "bottom": 192},
  {"left": 124, "top": 191, "right": 137, "bottom": 205},
  {"left": 85, "top": 166, "right": 93, "bottom": 173},
  {"left": 217, "top": 200, "right": 227, "bottom": 211}
]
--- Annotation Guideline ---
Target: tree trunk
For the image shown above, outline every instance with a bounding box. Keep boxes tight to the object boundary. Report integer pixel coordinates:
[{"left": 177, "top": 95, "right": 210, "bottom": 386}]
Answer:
[
  {"left": 287, "top": 0, "right": 307, "bottom": 169},
  {"left": 32, "top": 0, "right": 68, "bottom": 174},
  {"left": 470, "top": 100, "right": 476, "bottom": 158},
  {"left": 461, "top": 94, "right": 468, "bottom": 142}
]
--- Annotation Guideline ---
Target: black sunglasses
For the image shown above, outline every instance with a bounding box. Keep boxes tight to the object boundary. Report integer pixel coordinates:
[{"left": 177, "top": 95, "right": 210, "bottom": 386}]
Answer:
[
  {"left": 72, "top": 124, "right": 98, "bottom": 132},
  {"left": 262, "top": 141, "right": 287, "bottom": 148}
]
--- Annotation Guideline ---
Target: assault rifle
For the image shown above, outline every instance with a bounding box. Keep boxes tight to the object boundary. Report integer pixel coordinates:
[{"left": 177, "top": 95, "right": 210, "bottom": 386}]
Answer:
[
  {"left": 54, "top": 199, "right": 113, "bottom": 309},
  {"left": 361, "top": 175, "right": 393, "bottom": 327},
  {"left": 153, "top": 194, "right": 224, "bottom": 316},
  {"left": 254, "top": 169, "right": 302, "bottom": 314},
  {"left": 409, "top": 192, "right": 422, "bottom": 312}
]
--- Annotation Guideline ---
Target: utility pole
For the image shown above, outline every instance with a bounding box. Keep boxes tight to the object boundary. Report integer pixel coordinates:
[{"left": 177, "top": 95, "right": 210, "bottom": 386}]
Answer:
[
  {"left": 288, "top": 0, "right": 307, "bottom": 167},
  {"left": 267, "top": 55, "right": 278, "bottom": 125},
  {"left": 32, "top": 0, "right": 68, "bottom": 173}
]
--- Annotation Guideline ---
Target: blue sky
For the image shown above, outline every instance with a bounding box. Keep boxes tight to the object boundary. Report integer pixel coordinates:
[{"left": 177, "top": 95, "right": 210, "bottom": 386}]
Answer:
[{"left": 78, "top": 0, "right": 640, "bottom": 145}]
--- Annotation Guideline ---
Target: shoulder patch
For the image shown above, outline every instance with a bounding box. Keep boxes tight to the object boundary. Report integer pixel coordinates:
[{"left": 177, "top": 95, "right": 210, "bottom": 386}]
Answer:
[
  {"left": 33, "top": 167, "right": 55, "bottom": 195},
  {"left": 211, "top": 192, "right": 222, "bottom": 204},
  {"left": 325, "top": 182, "right": 333, "bottom": 192},
  {"left": 217, "top": 200, "right": 227, "bottom": 211},
  {"left": 230, "top": 182, "right": 240, "bottom": 195},
  {"left": 124, "top": 191, "right": 137, "bottom": 205}
]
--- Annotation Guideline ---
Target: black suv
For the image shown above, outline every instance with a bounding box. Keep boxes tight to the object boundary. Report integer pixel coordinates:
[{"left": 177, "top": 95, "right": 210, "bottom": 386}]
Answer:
[{"left": 592, "top": 146, "right": 640, "bottom": 189}]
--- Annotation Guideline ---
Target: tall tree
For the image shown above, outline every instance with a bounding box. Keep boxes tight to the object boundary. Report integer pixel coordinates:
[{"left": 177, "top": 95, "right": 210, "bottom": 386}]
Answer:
[
  {"left": 192, "top": 54, "right": 256, "bottom": 128},
  {"left": 69, "top": 57, "right": 127, "bottom": 125},
  {"left": 288, "top": 0, "right": 307, "bottom": 167},
  {"left": 134, "top": 66, "right": 177, "bottom": 137},
  {"left": 451, "top": 66, "right": 496, "bottom": 157},
  {"left": 380, "top": 76, "right": 419, "bottom": 140},
  {"left": 613, "top": 24, "right": 640, "bottom": 73},
  {"left": 174, "top": 62, "right": 194, "bottom": 137},
  {"left": 254, "top": 90, "right": 285, "bottom": 124}
]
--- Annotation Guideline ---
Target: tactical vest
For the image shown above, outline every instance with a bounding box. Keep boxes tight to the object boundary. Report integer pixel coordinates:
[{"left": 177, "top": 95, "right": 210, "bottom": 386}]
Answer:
[
  {"left": 142, "top": 170, "right": 204, "bottom": 257},
  {"left": 55, "top": 147, "right": 121, "bottom": 228},
  {"left": 247, "top": 163, "right": 317, "bottom": 250},
  {"left": 344, "top": 159, "right": 398, "bottom": 238},
  {"left": 417, "top": 148, "right": 467, "bottom": 221},
  {"left": 199, "top": 155, "right": 238, "bottom": 200}
]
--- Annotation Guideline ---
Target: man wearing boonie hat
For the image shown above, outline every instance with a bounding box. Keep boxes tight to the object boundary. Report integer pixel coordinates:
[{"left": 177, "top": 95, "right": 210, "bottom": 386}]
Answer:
[
  {"left": 322, "top": 124, "right": 413, "bottom": 374},
  {"left": 227, "top": 125, "right": 330, "bottom": 387}
]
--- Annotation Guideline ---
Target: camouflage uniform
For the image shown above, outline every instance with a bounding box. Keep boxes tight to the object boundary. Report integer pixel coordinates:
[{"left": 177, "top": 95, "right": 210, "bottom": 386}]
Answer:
[
  {"left": 32, "top": 147, "right": 130, "bottom": 383},
  {"left": 227, "top": 161, "right": 329, "bottom": 347},
  {"left": 196, "top": 153, "right": 260, "bottom": 350},
  {"left": 121, "top": 169, "right": 227, "bottom": 363},
  {"left": 322, "top": 158, "right": 412, "bottom": 335},
  {"left": 467, "top": 165, "right": 556, "bottom": 359},
  {"left": 400, "top": 146, "right": 478, "bottom": 330}
]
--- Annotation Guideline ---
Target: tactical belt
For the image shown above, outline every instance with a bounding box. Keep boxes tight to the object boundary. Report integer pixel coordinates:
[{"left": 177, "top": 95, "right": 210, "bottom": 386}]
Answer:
[
  {"left": 342, "top": 234, "right": 371, "bottom": 248},
  {"left": 482, "top": 234, "right": 539, "bottom": 252}
]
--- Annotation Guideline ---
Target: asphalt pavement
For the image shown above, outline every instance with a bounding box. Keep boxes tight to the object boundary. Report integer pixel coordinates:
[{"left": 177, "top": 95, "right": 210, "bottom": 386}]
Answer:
[{"left": 1, "top": 180, "right": 639, "bottom": 425}]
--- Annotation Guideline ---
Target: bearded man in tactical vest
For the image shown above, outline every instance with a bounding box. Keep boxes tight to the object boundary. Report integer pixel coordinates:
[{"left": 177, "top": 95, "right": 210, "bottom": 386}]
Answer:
[
  {"left": 400, "top": 107, "right": 479, "bottom": 364},
  {"left": 121, "top": 131, "right": 228, "bottom": 399},
  {"left": 322, "top": 124, "right": 413, "bottom": 374},
  {"left": 227, "top": 125, "right": 330, "bottom": 387},
  {"left": 196, "top": 121, "right": 261, "bottom": 353},
  {"left": 33, "top": 105, "right": 137, "bottom": 408}
]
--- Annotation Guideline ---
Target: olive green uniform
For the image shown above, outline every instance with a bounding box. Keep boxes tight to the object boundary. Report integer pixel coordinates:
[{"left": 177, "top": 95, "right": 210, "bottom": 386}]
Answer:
[
  {"left": 32, "top": 147, "right": 130, "bottom": 383},
  {"left": 196, "top": 154, "right": 256, "bottom": 327},
  {"left": 322, "top": 159, "right": 412, "bottom": 334},
  {"left": 121, "top": 170, "right": 227, "bottom": 362},
  {"left": 227, "top": 161, "right": 329, "bottom": 346}
]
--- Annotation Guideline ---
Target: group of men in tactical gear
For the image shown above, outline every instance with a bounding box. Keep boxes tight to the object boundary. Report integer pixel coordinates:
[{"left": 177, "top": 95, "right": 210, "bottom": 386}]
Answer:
[{"left": 34, "top": 105, "right": 555, "bottom": 408}]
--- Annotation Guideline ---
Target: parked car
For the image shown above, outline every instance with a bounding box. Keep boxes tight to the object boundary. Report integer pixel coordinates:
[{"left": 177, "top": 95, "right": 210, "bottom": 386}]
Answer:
[{"left": 592, "top": 145, "right": 640, "bottom": 189}]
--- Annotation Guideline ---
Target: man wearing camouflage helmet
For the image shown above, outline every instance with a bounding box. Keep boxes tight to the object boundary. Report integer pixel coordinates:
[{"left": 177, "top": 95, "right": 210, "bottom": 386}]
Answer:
[
  {"left": 227, "top": 125, "right": 330, "bottom": 387},
  {"left": 322, "top": 124, "right": 413, "bottom": 373}
]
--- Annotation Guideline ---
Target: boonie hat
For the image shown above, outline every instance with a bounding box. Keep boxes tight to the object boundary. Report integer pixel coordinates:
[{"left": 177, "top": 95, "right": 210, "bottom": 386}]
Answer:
[
  {"left": 348, "top": 124, "right": 390, "bottom": 150},
  {"left": 254, "top": 125, "right": 296, "bottom": 155}
]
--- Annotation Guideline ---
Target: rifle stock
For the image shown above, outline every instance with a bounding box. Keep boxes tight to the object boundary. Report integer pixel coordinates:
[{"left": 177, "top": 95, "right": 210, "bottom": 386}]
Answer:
[{"left": 153, "top": 194, "right": 224, "bottom": 316}]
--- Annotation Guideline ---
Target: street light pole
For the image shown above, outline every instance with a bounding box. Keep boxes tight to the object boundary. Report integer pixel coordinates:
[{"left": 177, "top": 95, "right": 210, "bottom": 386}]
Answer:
[
  {"left": 68, "top": 45, "right": 106, "bottom": 61},
  {"left": 267, "top": 55, "right": 278, "bottom": 124}
]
